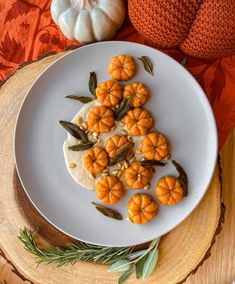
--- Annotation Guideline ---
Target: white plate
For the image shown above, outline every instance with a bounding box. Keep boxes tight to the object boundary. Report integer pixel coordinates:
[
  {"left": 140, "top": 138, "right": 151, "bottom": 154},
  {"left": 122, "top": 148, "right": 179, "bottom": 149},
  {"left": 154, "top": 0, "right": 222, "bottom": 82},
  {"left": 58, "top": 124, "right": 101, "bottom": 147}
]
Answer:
[{"left": 14, "top": 41, "right": 218, "bottom": 247}]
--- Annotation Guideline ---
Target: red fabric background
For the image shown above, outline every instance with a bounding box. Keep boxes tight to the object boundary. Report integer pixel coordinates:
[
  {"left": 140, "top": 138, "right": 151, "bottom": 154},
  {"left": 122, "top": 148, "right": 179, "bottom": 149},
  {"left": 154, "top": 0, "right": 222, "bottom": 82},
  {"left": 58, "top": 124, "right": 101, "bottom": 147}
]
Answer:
[{"left": 0, "top": 0, "right": 235, "bottom": 149}]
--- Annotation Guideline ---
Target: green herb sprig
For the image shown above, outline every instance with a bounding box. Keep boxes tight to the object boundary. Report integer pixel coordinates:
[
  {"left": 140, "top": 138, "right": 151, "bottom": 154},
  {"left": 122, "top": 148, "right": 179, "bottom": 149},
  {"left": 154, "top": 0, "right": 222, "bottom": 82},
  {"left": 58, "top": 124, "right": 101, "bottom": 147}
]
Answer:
[{"left": 18, "top": 228, "right": 160, "bottom": 283}]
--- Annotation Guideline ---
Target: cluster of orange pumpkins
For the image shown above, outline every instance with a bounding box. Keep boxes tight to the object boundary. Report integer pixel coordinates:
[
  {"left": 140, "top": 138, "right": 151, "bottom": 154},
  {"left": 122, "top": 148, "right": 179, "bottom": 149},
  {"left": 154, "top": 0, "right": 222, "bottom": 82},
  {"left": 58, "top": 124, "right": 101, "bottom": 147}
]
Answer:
[{"left": 82, "top": 55, "right": 185, "bottom": 224}]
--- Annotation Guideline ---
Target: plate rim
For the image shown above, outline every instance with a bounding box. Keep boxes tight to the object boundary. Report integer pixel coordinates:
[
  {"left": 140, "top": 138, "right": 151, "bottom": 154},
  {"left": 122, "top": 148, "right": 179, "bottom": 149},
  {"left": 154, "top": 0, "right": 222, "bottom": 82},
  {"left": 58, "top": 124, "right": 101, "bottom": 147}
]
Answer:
[{"left": 13, "top": 41, "right": 218, "bottom": 247}]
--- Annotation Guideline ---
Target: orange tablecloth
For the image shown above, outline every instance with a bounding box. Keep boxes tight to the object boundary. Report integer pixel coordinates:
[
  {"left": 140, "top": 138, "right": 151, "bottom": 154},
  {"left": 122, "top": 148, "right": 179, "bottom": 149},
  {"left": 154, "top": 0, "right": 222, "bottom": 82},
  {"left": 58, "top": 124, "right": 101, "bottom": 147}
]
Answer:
[{"left": 0, "top": 0, "right": 235, "bottom": 149}]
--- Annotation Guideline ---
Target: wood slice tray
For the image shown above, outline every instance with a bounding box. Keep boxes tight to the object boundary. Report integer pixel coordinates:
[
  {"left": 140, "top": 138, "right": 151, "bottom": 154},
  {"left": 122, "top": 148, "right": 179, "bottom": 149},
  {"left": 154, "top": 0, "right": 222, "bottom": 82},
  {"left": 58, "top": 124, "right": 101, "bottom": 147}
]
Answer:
[{"left": 0, "top": 52, "right": 222, "bottom": 284}]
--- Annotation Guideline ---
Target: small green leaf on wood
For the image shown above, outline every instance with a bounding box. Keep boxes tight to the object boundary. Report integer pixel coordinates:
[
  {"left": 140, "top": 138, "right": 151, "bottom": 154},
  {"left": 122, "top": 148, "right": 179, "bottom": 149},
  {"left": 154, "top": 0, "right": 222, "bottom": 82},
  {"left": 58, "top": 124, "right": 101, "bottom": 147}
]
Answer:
[
  {"left": 65, "top": 95, "right": 93, "bottom": 103},
  {"left": 118, "top": 264, "right": 135, "bottom": 284},
  {"left": 127, "top": 249, "right": 147, "bottom": 261},
  {"left": 115, "top": 97, "right": 132, "bottom": 121},
  {"left": 89, "top": 72, "right": 97, "bottom": 96},
  {"left": 135, "top": 252, "right": 150, "bottom": 279},
  {"left": 138, "top": 56, "right": 153, "bottom": 75},
  {"left": 142, "top": 247, "right": 159, "bottom": 279},
  {"left": 108, "top": 259, "right": 131, "bottom": 272}
]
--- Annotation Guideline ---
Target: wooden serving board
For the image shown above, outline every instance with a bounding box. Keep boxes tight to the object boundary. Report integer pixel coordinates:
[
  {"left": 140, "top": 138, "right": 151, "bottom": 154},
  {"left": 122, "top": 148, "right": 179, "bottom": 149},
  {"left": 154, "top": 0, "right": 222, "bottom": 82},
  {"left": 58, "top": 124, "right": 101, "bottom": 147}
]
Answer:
[{"left": 0, "top": 52, "right": 222, "bottom": 284}]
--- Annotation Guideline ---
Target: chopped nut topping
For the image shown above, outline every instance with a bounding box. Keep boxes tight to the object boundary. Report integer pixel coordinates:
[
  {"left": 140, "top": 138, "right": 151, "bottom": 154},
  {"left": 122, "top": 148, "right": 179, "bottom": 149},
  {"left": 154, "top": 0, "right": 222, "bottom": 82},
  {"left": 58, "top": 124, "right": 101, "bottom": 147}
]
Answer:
[
  {"left": 89, "top": 173, "right": 95, "bottom": 179},
  {"left": 144, "top": 184, "right": 150, "bottom": 191},
  {"left": 76, "top": 116, "right": 83, "bottom": 124},
  {"left": 82, "top": 122, "right": 88, "bottom": 129},
  {"left": 69, "top": 163, "right": 76, "bottom": 168}
]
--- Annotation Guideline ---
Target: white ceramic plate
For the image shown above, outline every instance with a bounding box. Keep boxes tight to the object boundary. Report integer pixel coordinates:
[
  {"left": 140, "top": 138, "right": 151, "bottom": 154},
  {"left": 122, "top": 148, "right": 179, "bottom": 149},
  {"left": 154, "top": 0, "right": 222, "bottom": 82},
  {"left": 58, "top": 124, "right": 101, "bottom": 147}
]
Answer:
[{"left": 14, "top": 41, "right": 218, "bottom": 247}]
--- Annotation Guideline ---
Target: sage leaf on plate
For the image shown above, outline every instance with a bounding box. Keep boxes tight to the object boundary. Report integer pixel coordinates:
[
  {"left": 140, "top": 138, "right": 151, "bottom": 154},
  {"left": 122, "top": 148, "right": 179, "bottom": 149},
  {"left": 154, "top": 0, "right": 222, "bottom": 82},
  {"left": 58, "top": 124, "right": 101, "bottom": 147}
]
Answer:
[
  {"left": 59, "top": 121, "right": 89, "bottom": 143},
  {"left": 92, "top": 202, "right": 123, "bottom": 220},
  {"left": 139, "top": 160, "right": 166, "bottom": 168},
  {"left": 142, "top": 247, "right": 159, "bottom": 279},
  {"left": 138, "top": 56, "right": 153, "bottom": 75},
  {"left": 109, "top": 142, "right": 135, "bottom": 166},
  {"left": 89, "top": 72, "right": 97, "bottom": 96},
  {"left": 172, "top": 160, "right": 188, "bottom": 196},
  {"left": 68, "top": 142, "right": 95, "bottom": 151},
  {"left": 108, "top": 259, "right": 131, "bottom": 272},
  {"left": 115, "top": 97, "right": 132, "bottom": 121},
  {"left": 65, "top": 95, "right": 93, "bottom": 103},
  {"left": 118, "top": 264, "right": 135, "bottom": 284}
]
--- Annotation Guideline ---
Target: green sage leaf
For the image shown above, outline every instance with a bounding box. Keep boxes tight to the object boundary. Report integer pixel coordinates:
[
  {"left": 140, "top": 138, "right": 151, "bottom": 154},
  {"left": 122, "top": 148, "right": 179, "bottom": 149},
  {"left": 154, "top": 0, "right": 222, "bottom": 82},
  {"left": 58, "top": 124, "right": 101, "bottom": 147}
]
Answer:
[
  {"left": 118, "top": 264, "right": 135, "bottom": 284},
  {"left": 59, "top": 121, "right": 88, "bottom": 143},
  {"left": 115, "top": 97, "right": 132, "bottom": 121},
  {"left": 135, "top": 252, "right": 150, "bottom": 279},
  {"left": 172, "top": 160, "right": 188, "bottom": 196},
  {"left": 138, "top": 56, "right": 153, "bottom": 76},
  {"left": 148, "top": 238, "right": 160, "bottom": 250},
  {"left": 109, "top": 142, "right": 135, "bottom": 166},
  {"left": 139, "top": 160, "right": 166, "bottom": 168},
  {"left": 89, "top": 72, "right": 97, "bottom": 96},
  {"left": 108, "top": 259, "right": 131, "bottom": 272},
  {"left": 127, "top": 249, "right": 147, "bottom": 261},
  {"left": 68, "top": 142, "right": 95, "bottom": 151},
  {"left": 142, "top": 247, "right": 159, "bottom": 279},
  {"left": 65, "top": 95, "right": 93, "bottom": 103},
  {"left": 92, "top": 202, "right": 123, "bottom": 220}
]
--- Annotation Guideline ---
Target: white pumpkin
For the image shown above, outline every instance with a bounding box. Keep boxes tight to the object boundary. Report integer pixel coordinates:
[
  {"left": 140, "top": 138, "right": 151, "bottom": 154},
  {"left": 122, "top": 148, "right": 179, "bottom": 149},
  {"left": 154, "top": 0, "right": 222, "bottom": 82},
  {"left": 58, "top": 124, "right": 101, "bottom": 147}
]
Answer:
[{"left": 51, "top": 0, "right": 126, "bottom": 43}]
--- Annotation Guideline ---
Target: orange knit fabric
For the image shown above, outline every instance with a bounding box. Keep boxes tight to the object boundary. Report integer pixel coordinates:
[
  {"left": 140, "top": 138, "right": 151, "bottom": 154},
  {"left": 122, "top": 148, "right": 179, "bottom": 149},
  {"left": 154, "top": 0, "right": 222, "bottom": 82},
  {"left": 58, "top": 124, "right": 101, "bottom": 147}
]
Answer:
[{"left": 128, "top": 0, "right": 235, "bottom": 58}]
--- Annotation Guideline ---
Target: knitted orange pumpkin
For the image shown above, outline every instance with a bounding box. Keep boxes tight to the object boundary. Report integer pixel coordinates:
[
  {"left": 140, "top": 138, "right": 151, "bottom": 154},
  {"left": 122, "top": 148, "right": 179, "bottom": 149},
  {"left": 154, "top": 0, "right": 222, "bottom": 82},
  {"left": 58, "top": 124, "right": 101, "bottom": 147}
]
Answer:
[
  {"left": 123, "top": 82, "right": 149, "bottom": 107},
  {"left": 96, "top": 176, "right": 125, "bottom": 204},
  {"left": 128, "top": 193, "right": 158, "bottom": 224},
  {"left": 141, "top": 132, "right": 170, "bottom": 160},
  {"left": 107, "top": 55, "right": 136, "bottom": 81},
  {"left": 128, "top": 0, "right": 235, "bottom": 58},
  {"left": 87, "top": 105, "right": 115, "bottom": 133},
  {"left": 105, "top": 135, "right": 129, "bottom": 158},
  {"left": 84, "top": 146, "right": 108, "bottom": 174},
  {"left": 96, "top": 80, "right": 123, "bottom": 107},
  {"left": 123, "top": 108, "right": 153, "bottom": 136},
  {"left": 155, "top": 176, "right": 184, "bottom": 205},
  {"left": 124, "top": 161, "right": 152, "bottom": 189}
]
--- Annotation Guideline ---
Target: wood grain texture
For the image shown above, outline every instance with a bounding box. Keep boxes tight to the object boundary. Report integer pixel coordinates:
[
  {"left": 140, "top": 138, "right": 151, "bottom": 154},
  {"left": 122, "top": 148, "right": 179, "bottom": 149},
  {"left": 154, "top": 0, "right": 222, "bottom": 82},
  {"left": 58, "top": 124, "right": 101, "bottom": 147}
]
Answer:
[{"left": 0, "top": 53, "right": 222, "bottom": 284}]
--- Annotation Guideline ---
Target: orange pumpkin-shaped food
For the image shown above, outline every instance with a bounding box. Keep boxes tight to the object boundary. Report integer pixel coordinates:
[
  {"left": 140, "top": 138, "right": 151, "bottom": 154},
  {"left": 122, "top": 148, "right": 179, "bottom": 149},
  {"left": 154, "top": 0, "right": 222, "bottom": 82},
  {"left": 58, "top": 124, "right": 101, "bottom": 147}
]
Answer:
[
  {"left": 155, "top": 176, "right": 183, "bottom": 205},
  {"left": 141, "top": 132, "right": 170, "bottom": 160},
  {"left": 129, "top": 0, "right": 235, "bottom": 58},
  {"left": 124, "top": 161, "right": 152, "bottom": 189},
  {"left": 107, "top": 55, "right": 136, "bottom": 81},
  {"left": 123, "top": 82, "right": 149, "bottom": 107},
  {"left": 96, "top": 80, "right": 123, "bottom": 107},
  {"left": 105, "top": 135, "right": 129, "bottom": 158},
  {"left": 128, "top": 193, "right": 158, "bottom": 224},
  {"left": 87, "top": 105, "right": 115, "bottom": 133},
  {"left": 84, "top": 146, "right": 108, "bottom": 174},
  {"left": 123, "top": 108, "right": 153, "bottom": 136},
  {"left": 96, "top": 176, "right": 125, "bottom": 204}
]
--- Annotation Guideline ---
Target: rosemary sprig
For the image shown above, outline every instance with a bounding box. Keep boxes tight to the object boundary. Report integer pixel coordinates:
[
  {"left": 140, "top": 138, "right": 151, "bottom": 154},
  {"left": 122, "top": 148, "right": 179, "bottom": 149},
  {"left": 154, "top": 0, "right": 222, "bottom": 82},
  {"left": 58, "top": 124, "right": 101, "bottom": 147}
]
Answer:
[
  {"left": 18, "top": 228, "right": 160, "bottom": 283},
  {"left": 18, "top": 227, "right": 132, "bottom": 266}
]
